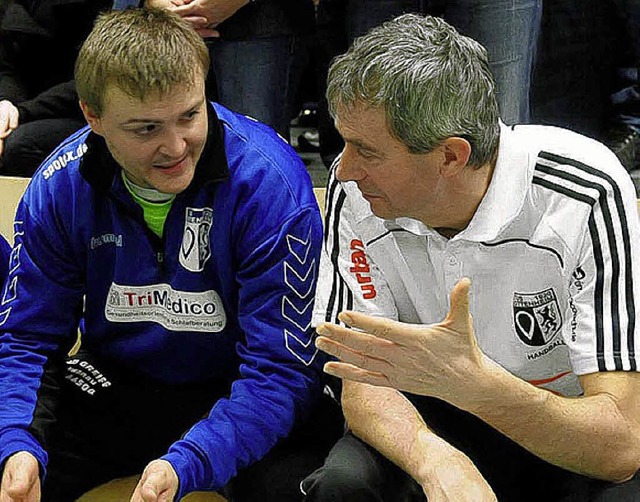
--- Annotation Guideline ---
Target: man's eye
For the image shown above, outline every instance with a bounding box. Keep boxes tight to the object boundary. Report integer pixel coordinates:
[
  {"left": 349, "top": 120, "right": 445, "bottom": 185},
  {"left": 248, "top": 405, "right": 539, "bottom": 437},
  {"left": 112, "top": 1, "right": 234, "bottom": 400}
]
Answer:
[
  {"left": 134, "top": 125, "right": 157, "bottom": 136},
  {"left": 358, "top": 148, "right": 375, "bottom": 159}
]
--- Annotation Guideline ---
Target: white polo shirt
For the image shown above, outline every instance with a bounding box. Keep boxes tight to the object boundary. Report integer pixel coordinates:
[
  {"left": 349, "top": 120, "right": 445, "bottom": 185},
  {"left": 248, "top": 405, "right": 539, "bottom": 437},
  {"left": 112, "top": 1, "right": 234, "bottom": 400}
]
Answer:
[{"left": 313, "top": 123, "right": 640, "bottom": 396}]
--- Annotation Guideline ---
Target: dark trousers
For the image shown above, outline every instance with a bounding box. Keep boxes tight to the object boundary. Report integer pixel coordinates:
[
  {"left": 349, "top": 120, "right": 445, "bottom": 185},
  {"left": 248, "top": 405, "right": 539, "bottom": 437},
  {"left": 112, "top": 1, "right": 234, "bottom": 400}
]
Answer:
[
  {"left": 0, "top": 118, "right": 86, "bottom": 178},
  {"left": 39, "top": 350, "right": 343, "bottom": 501},
  {"left": 302, "top": 397, "right": 640, "bottom": 502}
]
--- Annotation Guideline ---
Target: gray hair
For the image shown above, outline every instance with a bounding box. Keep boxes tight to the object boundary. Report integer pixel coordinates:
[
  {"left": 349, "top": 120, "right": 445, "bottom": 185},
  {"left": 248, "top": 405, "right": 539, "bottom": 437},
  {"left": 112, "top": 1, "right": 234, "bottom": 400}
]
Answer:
[{"left": 327, "top": 14, "right": 500, "bottom": 167}]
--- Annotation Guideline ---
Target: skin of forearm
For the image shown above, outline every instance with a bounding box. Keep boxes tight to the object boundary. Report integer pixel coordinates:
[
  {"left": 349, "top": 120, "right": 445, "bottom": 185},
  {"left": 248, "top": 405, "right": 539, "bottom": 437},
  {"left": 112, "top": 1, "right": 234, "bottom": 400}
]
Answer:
[
  {"left": 463, "top": 358, "right": 640, "bottom": 482},
  {"left": 342, "top": 380, "right": 470, "bottom": 485}
]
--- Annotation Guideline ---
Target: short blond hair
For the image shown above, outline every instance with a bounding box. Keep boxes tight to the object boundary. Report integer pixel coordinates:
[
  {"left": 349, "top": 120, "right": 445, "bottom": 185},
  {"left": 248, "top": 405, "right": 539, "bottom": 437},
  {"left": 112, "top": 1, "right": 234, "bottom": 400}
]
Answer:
[{"left": 75, "top": 8, "right": 210, "bottom": 115}]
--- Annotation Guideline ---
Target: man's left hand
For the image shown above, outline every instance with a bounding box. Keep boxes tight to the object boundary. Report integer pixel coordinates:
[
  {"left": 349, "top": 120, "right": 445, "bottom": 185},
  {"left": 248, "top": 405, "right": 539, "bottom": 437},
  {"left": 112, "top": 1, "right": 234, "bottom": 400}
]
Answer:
[
  {"left": 316, "top": 278, "right": 488, "bottom": 406},
  {"left": 130, "top": 460, "right": 178, "bottom": 502}
]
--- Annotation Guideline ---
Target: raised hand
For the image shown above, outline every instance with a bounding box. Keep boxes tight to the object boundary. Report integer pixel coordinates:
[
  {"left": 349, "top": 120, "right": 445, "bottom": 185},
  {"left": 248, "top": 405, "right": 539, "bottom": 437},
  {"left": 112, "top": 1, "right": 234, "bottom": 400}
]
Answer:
[{"left": 316, "top": 278, "right": 488, "bottom": 406}]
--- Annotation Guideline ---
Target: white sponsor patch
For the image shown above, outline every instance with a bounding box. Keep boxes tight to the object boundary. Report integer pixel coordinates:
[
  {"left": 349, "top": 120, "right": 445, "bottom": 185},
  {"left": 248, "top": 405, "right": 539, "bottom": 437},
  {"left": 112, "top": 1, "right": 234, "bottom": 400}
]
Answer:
[{"left": 105, "top": 283, "right": 226, "bottom": 332}]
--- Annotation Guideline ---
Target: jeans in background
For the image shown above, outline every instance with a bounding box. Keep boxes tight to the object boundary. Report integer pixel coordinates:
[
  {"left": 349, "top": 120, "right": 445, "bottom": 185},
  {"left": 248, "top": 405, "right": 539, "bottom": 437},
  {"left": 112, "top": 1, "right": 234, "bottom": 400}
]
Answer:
[
  {"left": 208, "top": 35, "right": 301, "bottom": 139},
  {"left": 346, "top": 0, "right": 542, "bottom": 124}
]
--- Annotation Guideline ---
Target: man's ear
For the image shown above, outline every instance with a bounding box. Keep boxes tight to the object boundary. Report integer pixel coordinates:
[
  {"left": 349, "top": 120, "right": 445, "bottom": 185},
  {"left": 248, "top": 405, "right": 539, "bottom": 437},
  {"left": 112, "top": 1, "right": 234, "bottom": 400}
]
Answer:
[
  {"left": 439, "top": 137, "right": 472, "bottom": 178},
  {"left": 79, "top": 101, "right": 104, "bottom": 136}
]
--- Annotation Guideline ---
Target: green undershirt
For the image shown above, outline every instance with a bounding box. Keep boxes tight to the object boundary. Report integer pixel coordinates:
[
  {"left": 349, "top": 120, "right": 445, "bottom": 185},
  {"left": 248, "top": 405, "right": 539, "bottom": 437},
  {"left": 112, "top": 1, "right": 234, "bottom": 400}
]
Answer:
[{"left": 121, "top": 172, "right": 175, "bottom": 238}]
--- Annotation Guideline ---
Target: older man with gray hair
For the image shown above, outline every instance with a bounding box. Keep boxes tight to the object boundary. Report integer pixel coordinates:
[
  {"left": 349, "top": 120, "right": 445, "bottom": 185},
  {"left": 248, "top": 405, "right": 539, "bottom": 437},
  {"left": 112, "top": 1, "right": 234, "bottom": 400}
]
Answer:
[{"left": 303, "top": 13, "right": 640, "bottom": 502}]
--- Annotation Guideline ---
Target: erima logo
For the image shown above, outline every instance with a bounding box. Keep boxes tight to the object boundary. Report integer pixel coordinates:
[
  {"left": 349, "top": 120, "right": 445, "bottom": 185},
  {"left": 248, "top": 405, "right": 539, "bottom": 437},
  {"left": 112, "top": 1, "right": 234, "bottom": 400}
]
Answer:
[
  {"left": 180, "top": 207, "right": 213, "bottom": 272},
  {"left": 513, "top": 288, "right": 562, "bottom": 346},
  {"left": 349, "top": 239, "right": 377, "bottom": 299},
  {"left": 105, "top": 283, "right": 226, "bottom": 332},
  {"left": 572, "top": 266, "right": 586, "bottom": 291}
]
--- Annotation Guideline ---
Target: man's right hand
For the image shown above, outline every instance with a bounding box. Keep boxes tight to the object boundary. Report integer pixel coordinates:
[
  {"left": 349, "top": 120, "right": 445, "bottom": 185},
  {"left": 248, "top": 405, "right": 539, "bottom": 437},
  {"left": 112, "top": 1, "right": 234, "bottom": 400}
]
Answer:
[
  {"left": 0, "top": 452, "right": 41, "bottom": 502},
  {"left": 0, "top": 100, "right": 19, "bottom": 157}
]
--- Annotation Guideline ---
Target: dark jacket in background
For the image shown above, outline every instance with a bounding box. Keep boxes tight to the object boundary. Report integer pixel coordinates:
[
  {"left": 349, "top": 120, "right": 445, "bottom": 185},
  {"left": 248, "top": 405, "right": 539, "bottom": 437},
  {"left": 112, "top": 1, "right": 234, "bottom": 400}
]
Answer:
[{"left": 0, "top": 0, "right": 112, "bottom": 123}]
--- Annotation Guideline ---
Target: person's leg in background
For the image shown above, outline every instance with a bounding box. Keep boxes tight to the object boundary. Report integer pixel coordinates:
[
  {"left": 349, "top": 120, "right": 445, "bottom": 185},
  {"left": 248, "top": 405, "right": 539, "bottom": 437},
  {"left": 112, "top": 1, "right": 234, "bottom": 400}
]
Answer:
[
  {"left": 607, "top": 0, "right": 640, "bottom": 185},
  {"left": 437, "top": 0, "right": 542, "bottom": 125},
  {"left": 0, "top": 118, "right": 87, "bottom": 177},
  {"left": 531, "top": 0, "right": 618, "bottom": 139},
  {"left": 315, "top": 0, "right": 420, "bottom": 168},
  {"left": 208, "top": 35, "right": 300, "bottom": 141}
]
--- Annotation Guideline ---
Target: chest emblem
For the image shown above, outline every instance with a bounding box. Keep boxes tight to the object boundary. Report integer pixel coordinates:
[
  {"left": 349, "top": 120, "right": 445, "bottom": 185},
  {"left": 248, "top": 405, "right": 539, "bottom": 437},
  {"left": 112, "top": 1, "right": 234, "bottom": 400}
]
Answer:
[
  {"left": 180, "top": 207, "right": 213, "bottom": 272},
  {"left": 513, "top": 288, "right": 562, "bottom": 346}
]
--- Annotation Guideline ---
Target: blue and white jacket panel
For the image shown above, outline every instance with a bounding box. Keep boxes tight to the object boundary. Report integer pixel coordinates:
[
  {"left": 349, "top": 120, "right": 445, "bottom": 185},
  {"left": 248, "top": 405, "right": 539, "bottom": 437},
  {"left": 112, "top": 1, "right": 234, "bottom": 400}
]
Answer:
[{"left": 0, "top": 102, "right": 324, "bottom": 496}]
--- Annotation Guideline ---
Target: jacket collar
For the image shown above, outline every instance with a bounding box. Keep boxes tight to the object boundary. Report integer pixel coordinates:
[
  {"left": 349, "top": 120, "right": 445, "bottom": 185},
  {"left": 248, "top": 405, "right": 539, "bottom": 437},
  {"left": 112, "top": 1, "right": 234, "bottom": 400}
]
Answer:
[{"left": 80, "top": 101, "right": 230, "bottom": 194}]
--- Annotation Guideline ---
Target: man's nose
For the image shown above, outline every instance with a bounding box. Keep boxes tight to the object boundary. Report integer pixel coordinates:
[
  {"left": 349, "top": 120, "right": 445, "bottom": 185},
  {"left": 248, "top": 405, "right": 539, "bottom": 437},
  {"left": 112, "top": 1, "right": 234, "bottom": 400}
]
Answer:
[
  {"left": 335, "top": 146, "right": 365, "bottom": 182},
  {"left": 159, "top": 131, "right": 187, "bottom": 158}
]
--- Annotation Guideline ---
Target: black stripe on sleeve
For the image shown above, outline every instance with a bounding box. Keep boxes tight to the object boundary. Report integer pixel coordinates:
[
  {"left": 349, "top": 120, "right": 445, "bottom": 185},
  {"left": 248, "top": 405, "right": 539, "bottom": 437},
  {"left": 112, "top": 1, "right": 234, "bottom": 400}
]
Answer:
[
  {"left": 325, "top": 185, "right": 347, "bottom": 324},
  {"left": 532, "top": 175, "right": 608, "bottom": 369},
  {"left": 534, "top": 154, "right": 636, "bottom": 370},
  {"left": 538, "top": 152, "right": 636, "bottom": 370}
]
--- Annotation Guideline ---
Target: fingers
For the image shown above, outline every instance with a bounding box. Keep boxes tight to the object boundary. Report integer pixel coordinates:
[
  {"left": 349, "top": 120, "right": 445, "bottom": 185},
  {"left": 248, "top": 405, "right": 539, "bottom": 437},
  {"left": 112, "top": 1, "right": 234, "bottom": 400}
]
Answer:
[
  {"left": 172, "top": 3, "right": 200, "bottom": 16},
  {"left": 317, "top": 323, "right": 395, "bottom": 353},
  {"left": 0, "top": 100, "right": 19, "bottom": 139},
  {"left": 323, "top": 361, "right": 391, "bottom": 387},
  {"left": 316, "top": 334, "right": 392, "bottom": 375},
  {"left": 336, "top": 311, "right": 411, "bottom": 343},
  {"left": 195, "top": 27, "right": 220, "bottom": 38},
  {"left": 444, "top": 277, "right": 472, "bottom": 332}
]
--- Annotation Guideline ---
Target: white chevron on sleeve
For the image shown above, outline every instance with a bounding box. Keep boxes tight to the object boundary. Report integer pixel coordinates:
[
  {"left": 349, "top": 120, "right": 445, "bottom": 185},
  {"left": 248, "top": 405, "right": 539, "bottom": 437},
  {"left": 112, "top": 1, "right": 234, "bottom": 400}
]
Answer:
[
  {"left": 0, "top": 308, "right": 10, "bottom": 327},
  {"left": 2, "top": 276, "right": 17, "bottom": 306},
  {"left": 282, "top": 296, "right": 313, "bottom": 331},
  {"left": 285, "top": 329, "right": 318, "bottom": 366},
  {"left": 286, "top": 227, "right": 312, "bottom": 265},
  {"left": 8, "top": 243, "right": 21, "bottom": 275},
  {"left": 284, "top": 259, "right": 316, "bottom": 299},
  {"left": 13, "top": 220, "right": 24, "bottom": 238}
]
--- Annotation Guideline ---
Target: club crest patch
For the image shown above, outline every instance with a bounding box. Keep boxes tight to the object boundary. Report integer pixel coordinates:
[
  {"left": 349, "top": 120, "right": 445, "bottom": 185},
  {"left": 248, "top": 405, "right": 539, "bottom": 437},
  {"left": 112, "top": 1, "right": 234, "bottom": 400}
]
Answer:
[
  {"left": 513, "top": 288, "right": 562, "bottom": 346},
  {"left": 180, "top": 207, "right": 213, "bottom": 272}
]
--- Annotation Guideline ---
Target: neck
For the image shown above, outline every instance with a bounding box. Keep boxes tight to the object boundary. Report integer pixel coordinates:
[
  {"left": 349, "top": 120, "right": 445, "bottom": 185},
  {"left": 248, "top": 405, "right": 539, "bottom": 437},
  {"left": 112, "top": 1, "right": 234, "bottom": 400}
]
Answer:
[
  {"left": 122, "top": 172, "right": 174, "bottom": 203},
  {"left": 430, "top": 155, "right": 497, "bottom": 235}
]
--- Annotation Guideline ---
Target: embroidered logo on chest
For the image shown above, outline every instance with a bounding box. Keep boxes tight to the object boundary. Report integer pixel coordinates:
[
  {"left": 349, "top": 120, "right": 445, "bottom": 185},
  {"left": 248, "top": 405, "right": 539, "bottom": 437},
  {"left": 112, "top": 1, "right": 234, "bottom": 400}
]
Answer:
[
  {"left": 180, "top": 207, "right": 213, "bottom": 272},
  {"left": 513, "top": 288, "right": 562, "bottom": 346}
]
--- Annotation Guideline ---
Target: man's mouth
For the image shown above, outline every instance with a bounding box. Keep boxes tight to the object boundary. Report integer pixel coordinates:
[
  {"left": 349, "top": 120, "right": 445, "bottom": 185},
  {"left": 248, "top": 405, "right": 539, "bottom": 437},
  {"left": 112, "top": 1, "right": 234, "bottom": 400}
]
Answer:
[{"left": 154, "top": 157, "right": 187, "bottom": 170}]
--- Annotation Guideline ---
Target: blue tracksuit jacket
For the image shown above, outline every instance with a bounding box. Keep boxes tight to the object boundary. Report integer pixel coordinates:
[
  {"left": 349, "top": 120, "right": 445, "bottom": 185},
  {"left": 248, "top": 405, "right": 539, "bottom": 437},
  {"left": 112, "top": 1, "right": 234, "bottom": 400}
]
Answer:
[{"left": 0, "top": 102, "right": 324, "bottom": 497}]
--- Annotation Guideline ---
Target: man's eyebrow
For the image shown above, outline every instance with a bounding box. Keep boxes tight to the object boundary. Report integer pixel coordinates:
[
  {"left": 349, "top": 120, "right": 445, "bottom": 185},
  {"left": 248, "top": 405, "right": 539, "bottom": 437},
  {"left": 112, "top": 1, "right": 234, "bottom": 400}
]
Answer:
[
  {"left": 121, "top": 118, "right": 162, "bottom": 126},
  {"left": 121, "top": 99, "right": 205, "bottom": 126},
  {"left": 346, "top": 137, "right": 379, "bottom": 153}
]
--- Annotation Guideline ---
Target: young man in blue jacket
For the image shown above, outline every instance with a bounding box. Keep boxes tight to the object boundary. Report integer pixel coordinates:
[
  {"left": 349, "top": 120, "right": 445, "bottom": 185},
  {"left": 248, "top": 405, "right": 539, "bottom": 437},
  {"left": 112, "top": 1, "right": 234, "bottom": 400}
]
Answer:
[{"left": 0, "top": 8, "right": 338, "bottom": 501}]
